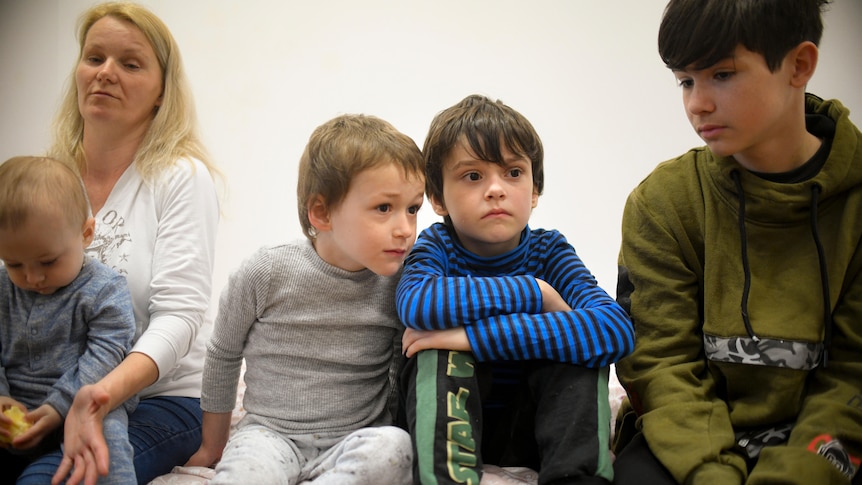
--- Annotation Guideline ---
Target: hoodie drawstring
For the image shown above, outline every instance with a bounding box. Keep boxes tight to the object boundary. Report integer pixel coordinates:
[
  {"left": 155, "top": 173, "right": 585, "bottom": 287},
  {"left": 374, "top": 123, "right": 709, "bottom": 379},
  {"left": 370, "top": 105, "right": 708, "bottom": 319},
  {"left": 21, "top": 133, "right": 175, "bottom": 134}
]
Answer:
[
  {"left": 810, "top": 183, "right": 832, "bottom": 367},
  {"left": 730, "top": 172, "right": 832, "bottom": 367},
  {"left": 731, "top": 171, "right": 760, "bottom": 342}
]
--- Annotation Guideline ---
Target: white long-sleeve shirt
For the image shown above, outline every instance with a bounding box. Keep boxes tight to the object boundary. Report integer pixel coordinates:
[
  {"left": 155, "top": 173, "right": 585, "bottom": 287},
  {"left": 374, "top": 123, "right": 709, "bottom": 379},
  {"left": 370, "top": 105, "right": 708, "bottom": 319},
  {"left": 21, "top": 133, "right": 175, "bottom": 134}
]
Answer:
[{"left": 86, "top": 158, "right": 219, "bottom": 399}]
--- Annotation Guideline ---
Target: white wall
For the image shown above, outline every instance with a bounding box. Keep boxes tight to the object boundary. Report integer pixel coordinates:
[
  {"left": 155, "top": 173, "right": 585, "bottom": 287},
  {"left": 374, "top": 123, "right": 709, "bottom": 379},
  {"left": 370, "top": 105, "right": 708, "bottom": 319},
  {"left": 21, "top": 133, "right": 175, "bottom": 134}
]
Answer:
[{"left": 1, "top": 0, "right": 860, "bottom": 303}]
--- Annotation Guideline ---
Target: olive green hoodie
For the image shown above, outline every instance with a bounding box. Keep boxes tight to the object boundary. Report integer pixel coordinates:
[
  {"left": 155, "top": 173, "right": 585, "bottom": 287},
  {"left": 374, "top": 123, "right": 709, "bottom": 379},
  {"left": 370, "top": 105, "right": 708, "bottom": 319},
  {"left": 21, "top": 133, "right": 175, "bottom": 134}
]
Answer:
[{"left": 616, "top": 94, "right": 862, "bottom": 484}]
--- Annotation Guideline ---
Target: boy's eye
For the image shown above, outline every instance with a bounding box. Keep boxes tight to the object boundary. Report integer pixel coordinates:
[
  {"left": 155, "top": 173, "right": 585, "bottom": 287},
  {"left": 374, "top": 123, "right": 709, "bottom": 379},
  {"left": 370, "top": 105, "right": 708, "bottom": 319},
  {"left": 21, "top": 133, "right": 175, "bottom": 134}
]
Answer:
[
  {"left": 408, "top": 205, "right": 421, "bottom": 215},
  {"left": 465, "top": 172, "right": 481, "bottom": 181},
  {"left": 4, "top": 263, "right": 22, "bottom": 269},
  {"left": 508, "top": 168, "right": 523, "bottom": 178},
  {"left": 376, "top": 204, "right": 392, "bottom": 213},
  {"left": 677, "top": 78, "right": 693, "bottom": 88},
  {"left": 41, "top": 259, "right": 58, "bottom": 267},
  {"left": 714, "top": 71, "right": 734, "bottom": 81}
]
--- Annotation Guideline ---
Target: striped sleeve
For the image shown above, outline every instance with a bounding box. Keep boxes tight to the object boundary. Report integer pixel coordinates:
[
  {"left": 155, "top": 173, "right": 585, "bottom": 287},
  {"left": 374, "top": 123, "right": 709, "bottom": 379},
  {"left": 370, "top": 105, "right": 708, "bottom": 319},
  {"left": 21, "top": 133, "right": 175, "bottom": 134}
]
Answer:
[
  {"left": 396, "top": 232, "right": 542, "bottom": 331},
  {"left": 395, "top": 227, "right": 634, "bottom": 367}
]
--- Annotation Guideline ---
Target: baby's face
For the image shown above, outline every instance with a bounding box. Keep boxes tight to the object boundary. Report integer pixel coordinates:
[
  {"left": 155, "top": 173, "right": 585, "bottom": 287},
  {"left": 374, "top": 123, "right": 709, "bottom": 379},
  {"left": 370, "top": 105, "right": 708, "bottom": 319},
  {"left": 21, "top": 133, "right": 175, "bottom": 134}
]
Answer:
[{"left": 0, "top": 208, "right": 93, "bottom": 295}]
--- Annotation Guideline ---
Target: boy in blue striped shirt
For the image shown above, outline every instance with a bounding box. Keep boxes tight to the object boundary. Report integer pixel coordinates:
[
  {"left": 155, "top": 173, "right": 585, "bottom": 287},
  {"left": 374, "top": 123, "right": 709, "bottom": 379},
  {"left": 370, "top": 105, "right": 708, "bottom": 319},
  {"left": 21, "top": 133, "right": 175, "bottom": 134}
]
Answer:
[{"left": 396, "top": 94, "right": 634, "bottom": 485}]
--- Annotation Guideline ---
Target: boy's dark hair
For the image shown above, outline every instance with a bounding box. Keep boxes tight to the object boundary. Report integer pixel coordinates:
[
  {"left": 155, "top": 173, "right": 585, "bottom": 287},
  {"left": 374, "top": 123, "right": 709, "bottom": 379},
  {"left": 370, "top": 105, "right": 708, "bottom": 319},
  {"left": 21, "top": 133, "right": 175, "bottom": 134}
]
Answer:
[
  {"left": 658, "top": 0, "right": 831, "bottom": 72},
  {"left": 422, "top": 94, "right": 544, "bottom": 207}
]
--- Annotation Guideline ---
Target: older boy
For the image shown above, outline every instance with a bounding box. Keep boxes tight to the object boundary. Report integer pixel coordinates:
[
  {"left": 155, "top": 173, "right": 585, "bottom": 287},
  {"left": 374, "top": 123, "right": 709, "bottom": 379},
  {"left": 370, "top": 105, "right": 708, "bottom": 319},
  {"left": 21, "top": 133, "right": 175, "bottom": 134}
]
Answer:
[
  {"left": 0, "top": 156, "right": 136, "bottom": 484},
  {"left": 187, "top": 114, "right": 425, "bottom": 484},
  {"left": 397, "top": 94, "right": 634, "bottom": 484},
  {"left": 613, "top": 1, "right": 862, "bottom": 484}
]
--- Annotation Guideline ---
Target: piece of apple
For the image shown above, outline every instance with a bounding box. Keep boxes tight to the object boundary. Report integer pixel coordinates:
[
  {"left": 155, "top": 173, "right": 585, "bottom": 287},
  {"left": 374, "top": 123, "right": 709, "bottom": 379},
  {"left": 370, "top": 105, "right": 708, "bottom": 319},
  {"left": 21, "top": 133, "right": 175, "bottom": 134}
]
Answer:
[{"left": 1, "top": 407, "right": 31, "bottom": 444}]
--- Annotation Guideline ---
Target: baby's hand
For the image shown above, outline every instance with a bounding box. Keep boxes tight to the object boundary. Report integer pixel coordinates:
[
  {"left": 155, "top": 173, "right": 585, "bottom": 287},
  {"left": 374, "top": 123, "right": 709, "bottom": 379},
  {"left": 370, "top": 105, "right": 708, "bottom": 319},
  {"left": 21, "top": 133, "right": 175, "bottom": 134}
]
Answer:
[
  {"left": 402, "top": 327, "right": 470, "bottom": 357},
  {"left": 536, "top": 279, "right": 572, "bottom": 313},
  {"left": 11, "top": 404, "right": 61, "bottom": 450}
]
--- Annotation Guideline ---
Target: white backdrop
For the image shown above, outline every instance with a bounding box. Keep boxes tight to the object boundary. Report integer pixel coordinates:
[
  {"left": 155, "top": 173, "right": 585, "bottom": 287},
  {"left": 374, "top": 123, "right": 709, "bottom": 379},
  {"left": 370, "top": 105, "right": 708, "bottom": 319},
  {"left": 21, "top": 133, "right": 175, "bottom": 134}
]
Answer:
[{"left": 1, "top": 0, "right": 860, "bottom": 304}]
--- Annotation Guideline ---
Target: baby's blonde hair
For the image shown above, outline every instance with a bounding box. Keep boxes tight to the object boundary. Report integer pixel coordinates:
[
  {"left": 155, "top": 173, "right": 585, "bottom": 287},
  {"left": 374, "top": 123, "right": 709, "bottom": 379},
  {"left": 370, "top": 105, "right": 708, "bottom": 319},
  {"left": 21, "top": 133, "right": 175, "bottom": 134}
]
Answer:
[{"left": 0, "top": 156, "right": 90, "bottom": 231}]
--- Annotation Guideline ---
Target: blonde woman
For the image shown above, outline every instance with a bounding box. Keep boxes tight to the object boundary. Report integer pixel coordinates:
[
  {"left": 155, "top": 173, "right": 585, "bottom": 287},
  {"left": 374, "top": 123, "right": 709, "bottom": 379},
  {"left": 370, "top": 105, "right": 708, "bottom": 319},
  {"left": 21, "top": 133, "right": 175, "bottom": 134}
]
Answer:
[{"left": 48, "top": 3, "right": 220, "bottom": 484}]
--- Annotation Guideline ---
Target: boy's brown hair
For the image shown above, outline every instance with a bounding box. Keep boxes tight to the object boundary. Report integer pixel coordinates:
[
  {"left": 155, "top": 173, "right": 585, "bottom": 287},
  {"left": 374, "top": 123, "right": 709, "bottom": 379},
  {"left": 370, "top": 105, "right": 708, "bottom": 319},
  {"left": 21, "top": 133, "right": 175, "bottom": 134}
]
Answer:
[
  {"left": 422, "top": 94, "right": 544, "bottom": 209},
  {"left": 0, "top": 156, "right": 90, "bottom": 231},
  {"left": 297, "top": 114, "right": 425, "bottom": 239}
]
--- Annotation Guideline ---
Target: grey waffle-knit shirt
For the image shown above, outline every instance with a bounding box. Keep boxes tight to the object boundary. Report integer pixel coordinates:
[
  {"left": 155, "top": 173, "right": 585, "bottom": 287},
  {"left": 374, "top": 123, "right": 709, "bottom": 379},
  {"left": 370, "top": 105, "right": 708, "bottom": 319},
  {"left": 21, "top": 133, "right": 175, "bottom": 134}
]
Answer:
[{"left": 201, "top": 239, "right": 402, "bottom": 435}]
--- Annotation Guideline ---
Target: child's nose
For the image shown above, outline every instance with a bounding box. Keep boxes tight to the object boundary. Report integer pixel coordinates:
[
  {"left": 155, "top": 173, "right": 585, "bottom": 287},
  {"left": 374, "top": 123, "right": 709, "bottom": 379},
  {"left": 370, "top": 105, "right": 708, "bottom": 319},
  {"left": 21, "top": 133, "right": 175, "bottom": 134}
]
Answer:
[
  {"left": 393, "top": 213, "right": 414, "bottom": 238},
  {"left": 26, "top": 269, "right": 45, "bottom": 284},
  {"left": 392, "top": 212, "right": 416, "bottom": 238},
  {"left": 485, "top": 177, "right": 506, "bottom": 199},
  {"left": 686, "top": 85, "right": 715, "bottom": 115}
]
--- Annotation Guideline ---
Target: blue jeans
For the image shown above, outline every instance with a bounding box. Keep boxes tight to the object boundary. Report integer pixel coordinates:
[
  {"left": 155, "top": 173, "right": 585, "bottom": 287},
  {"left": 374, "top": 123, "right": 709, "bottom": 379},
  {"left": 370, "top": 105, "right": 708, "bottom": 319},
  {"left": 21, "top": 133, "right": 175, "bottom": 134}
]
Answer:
[
  {"left": 129, "top": 396, "right": 202, "bottom": 485},
  {"left": 7, "top": 396, "right": 202, "bottom": 485}
]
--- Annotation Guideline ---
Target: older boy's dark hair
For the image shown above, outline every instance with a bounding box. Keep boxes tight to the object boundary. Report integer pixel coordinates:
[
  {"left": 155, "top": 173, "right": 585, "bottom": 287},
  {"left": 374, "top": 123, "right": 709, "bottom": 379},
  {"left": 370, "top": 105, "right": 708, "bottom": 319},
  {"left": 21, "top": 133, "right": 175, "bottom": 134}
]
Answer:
[
  {"left": 423, "top": 94, "right": 544, "bottom": 206},
  {"left": 658, "top": 0, "right": 831, "bottom": 72}
]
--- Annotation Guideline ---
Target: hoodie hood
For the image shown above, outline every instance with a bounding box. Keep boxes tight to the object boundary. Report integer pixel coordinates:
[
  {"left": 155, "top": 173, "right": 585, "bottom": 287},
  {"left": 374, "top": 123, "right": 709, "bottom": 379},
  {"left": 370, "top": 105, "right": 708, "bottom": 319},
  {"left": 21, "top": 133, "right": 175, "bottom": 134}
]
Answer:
[{"left": 706, "top": 95, "right": 862, "bottom": 226}]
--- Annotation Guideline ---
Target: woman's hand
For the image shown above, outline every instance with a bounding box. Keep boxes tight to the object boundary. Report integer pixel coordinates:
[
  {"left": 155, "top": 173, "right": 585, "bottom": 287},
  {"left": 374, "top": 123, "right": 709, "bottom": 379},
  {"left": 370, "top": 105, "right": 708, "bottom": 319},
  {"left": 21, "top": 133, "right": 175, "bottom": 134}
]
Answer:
[{"left": 52, "top": 384, "right": 112, "bottom": 485}]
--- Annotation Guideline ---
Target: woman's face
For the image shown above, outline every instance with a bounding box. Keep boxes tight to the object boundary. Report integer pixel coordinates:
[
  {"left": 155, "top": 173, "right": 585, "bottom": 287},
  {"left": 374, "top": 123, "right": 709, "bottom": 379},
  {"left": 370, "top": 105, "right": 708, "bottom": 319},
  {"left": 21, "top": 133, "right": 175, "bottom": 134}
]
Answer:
[{"left": 76, "top": 16, "right": 163, "bottom": 133}]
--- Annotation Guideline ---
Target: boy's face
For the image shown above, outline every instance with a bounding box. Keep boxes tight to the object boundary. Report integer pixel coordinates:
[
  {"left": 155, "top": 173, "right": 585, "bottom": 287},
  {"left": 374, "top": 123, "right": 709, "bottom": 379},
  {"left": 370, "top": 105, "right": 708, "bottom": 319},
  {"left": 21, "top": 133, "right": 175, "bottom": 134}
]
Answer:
[
  {"left": 432, "top": 137, "right": 538, "bottom": 258},
  {"left": 0, "top": 208, "right": 95, "bottom": 295},
  {"left": 673, "top": 45, "right": 804, "bottom": 171},
  {"left": 314, "top": 163, "right": 425, "bottom": 276}
]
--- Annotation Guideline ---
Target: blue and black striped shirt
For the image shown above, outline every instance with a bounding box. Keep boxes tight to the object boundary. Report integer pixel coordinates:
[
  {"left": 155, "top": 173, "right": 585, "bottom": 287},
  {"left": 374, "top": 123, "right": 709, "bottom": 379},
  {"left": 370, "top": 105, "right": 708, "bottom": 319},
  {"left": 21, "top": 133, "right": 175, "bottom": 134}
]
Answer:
[{"left": 396, "top": 223, "right": 634, "bottom": 367}]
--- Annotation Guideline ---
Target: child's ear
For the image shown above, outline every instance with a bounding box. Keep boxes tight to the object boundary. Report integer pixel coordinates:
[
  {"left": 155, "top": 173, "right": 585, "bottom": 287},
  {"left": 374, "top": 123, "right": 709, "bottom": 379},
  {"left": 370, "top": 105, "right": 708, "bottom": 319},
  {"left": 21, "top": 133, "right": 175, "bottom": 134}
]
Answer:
[
  {"left": 788, "top": 41, "right": 818, "bottom": 88},
  {"left": 82, "top": 216, "right": 96, "bottom": 247},
  {"left": 430, "top": 195, "right": 449, "bottom": 217},
  {"left": 307, "top": 195, "right": 332, "bottom": 232},
  {"left": 531, "top": 188, "right": 539, "bottom": 209}
]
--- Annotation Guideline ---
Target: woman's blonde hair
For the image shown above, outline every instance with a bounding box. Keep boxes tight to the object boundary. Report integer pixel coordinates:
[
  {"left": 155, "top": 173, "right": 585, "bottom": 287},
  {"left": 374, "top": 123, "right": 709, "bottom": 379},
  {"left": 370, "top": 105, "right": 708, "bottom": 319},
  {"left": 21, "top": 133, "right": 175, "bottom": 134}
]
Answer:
[{"left": 49, "top": 2, "right": 219, "bottom": 182}]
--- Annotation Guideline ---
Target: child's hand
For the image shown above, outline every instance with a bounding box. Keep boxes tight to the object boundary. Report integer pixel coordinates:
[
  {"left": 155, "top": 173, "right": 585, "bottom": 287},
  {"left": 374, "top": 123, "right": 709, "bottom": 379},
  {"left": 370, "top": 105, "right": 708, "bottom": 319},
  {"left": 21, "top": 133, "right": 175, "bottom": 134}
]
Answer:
[
  {"left": 186, "top": 445, "right": 222, "bottom": 468},
  {"left": 11, "top": 404, "right": 61, "bottom": 450},
  {"left": 185, "top": 411, "right": 234, "bottom": 468},
  {"left": 402, "top": 327, "right": 470, "bottom": 357},
  {"left": 536, "top": 278, "right": 572, "bottom": 313}
]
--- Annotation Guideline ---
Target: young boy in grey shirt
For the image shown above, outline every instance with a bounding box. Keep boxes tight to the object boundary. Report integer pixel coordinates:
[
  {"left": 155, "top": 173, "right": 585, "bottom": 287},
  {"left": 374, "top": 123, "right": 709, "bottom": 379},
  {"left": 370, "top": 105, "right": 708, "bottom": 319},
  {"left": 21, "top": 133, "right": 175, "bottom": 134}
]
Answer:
[{"left": 188, "top": 115, "right": 426, "bottom": 484}]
